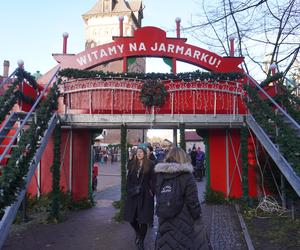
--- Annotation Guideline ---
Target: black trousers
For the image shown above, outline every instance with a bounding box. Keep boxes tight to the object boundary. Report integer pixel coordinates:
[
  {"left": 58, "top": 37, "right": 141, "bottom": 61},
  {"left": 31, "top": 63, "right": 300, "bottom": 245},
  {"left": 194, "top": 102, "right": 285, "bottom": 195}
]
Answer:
[{"left": 130, "top": 216, "right": 148, "bottom": 241}]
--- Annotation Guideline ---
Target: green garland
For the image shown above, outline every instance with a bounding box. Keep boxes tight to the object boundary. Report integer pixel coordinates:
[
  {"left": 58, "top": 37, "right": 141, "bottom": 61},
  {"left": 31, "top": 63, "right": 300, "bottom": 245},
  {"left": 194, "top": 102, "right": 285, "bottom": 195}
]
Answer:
[
  {"left": 117, "top": 124, "right": 127, "bottom": 221},
  {"left": 48, "top": 123, "right": 61, "bottom": 223},
  {"left": 244, "top": 85, "right": 300, "bottom": 175},
  {"left": 140, "top": 80, "right": 168, "bottom": 107},
  {"left": 260, "top": 72, "right": 284, "bottom": 88},
  {"left": 240, "top": 121, "right": 249, "bottom": 202},
  {"left": 59, "top": 68, "right": 244, "bottom": 82},
  {"left": 179, "top": 123, "right": 186, "bottom": 151},
  {"left": 0, "top": 80, "right": 18, "bottom": 124},
  {"left": 0, "top": 68, "right": 40, "bottom": 124},
  {"left": 0, "top": 81, "right": 60, "bottom": 218},
  {"left": 17, "top": 69, "right": 39, "bottom": 90},
  {"left": 272, "top": 85, "right": 300, "bottom": 124}
]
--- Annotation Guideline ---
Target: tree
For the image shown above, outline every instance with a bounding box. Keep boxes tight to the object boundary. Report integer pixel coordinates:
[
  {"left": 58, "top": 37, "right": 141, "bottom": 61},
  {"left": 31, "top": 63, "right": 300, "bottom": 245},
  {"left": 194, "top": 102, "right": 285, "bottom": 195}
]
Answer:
[{"left": 183, "top": 0, "right": 300, "bottom": 80}]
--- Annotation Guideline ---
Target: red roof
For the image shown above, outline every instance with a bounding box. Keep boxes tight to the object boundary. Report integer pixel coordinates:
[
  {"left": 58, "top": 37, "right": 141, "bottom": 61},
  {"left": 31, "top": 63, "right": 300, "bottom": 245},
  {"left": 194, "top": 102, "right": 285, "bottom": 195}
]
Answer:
[{"left": 185, "top": 131, "right": 203, "bottom": 141}]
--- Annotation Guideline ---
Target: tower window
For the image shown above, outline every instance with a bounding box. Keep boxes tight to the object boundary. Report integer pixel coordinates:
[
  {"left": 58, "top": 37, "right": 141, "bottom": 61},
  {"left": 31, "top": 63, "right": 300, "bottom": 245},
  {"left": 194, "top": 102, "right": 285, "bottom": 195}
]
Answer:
[{"left": 103, "top": 0, "right": 110, "bottom": 12}]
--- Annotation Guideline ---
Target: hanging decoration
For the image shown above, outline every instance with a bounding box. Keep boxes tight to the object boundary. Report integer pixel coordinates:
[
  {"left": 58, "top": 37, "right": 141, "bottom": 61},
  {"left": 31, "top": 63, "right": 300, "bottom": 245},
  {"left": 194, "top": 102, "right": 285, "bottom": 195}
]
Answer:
[{"left": 140, "top": 80, "right": 168, "bottom": 107}]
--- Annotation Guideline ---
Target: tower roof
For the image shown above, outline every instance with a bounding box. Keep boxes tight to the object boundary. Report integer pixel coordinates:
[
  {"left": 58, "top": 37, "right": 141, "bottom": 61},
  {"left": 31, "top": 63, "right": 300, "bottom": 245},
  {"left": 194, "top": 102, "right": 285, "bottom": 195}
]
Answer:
[
  {"left": 83, "top": 0, "right": 142, "bottom": 17},
  {"left": 127, "top": 0, "right": 142, "bottom": 12}
]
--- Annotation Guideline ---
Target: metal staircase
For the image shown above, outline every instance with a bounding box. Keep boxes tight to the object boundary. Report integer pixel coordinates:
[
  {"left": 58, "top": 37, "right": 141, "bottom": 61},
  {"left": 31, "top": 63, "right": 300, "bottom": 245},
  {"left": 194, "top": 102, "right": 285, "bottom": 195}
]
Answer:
[
  {"left": 0, "top": 67, "right": 60, "bottom": 249},
  {"left": 246, "top": 74, "right": 300, "bottom": 197},
  {"left": 0, "top": 112, "right": 27, "bottom": 145},
  {"left": 246, "top": 114, "right": 300, "bottom": 197}
]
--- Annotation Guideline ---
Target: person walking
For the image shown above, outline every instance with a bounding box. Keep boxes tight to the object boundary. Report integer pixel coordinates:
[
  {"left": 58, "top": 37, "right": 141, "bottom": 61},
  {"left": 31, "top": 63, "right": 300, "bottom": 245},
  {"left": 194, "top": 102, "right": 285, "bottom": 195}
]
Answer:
[
  {"left": 154, "top": 147, "right": 211, "bottom": 250},
  {"left": 196, "top": 147, "right": 205, "bottom": 181},
  {"left": 147, "top": 145, "right": 158, "bottom": 165},
  {"left": 190, "top": 146, "right": 197, "bottom": 175},
  {"left": 124, "top": 144, "right": 155, "bottom": 250}
]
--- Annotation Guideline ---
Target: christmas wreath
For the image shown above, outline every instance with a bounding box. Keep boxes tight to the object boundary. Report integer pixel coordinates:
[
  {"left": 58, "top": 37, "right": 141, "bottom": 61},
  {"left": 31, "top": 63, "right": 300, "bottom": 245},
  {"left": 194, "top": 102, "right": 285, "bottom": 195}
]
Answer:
[{"left": 140, "top": 80, "right": 168, "bottom": 107}]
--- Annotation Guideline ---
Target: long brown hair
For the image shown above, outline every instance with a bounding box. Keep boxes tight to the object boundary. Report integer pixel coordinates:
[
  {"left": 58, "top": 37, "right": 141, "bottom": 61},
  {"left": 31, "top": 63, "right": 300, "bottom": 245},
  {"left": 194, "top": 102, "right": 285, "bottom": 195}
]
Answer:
[
  {"left": 128, "top": 155, "right": 152, "bottom": 174},
  {"left": 166, "top": 147, "right": 191, "bottom": 164}
]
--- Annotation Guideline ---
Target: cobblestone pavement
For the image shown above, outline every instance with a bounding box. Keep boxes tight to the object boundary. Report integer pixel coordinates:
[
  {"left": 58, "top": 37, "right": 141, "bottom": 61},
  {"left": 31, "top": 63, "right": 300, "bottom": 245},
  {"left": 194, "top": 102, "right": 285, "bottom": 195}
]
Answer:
[
  {"left": 3, "top": 162, "right": 248, "bottom": 250},
  {"left": 207, "top": 205, "right": 247, "bottom": 250}
]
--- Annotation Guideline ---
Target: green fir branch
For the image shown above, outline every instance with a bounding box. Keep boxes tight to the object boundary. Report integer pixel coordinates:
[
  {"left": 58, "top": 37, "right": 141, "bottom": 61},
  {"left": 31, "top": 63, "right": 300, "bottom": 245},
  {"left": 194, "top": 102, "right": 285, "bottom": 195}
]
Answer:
[
  {"left": 48, "top": 123, "right": 62, "bottom": 223},
  {"left": 0, "top": 80, "right": 61, "bottom": 218},
  {"left": 179, "top": 123, "right": 186, "bottom": 151},
  {"left": 244, "top": 85, "right": 300, "bottom": 176},
  {"left": 118, "top": 124, "right": 127, "bottom": 221},
  {"left": 59, "top": 68, "right": 244, "bottom": 82}
]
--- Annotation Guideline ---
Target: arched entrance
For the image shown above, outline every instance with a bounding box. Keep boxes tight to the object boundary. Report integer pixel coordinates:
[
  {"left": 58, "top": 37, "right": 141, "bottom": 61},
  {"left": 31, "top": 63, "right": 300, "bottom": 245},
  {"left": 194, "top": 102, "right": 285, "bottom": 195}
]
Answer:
[{"left": 32, "top": 26, "right": 255, "bottom": 201}]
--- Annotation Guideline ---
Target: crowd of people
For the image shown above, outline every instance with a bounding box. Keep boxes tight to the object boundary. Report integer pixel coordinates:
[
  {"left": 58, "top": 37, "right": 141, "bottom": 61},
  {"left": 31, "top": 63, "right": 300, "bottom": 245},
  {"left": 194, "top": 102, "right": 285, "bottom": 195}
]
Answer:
[
  {"left": 93, "top": 146, "right": 121, "bottom": 164},
  {"left": 189, "top": 145, "right": 206, "bottom": 182},
  {"left": 92, "top": 141, "right": 209, "bottom": 249}
]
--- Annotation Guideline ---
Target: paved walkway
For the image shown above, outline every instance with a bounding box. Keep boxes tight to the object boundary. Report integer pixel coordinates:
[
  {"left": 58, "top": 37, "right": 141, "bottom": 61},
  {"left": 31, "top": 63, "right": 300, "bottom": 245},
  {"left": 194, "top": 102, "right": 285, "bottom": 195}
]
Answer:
[{"left": 2, "top": 162, "right": 248, "bottom": 250}]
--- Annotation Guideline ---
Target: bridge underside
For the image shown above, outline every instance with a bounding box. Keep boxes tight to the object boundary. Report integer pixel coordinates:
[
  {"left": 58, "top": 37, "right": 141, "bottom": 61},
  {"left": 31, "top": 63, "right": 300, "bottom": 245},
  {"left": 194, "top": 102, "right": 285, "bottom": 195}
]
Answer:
[{"left": 60, "top": 114, "right": 245, "bottom": 129}]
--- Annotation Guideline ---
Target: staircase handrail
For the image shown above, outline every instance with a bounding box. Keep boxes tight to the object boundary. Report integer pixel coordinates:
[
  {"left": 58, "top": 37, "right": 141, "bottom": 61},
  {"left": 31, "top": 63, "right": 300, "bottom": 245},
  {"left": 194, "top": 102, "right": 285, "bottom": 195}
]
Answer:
[
  {"left": 0, "top": 113, "right": 58, "bottom": 249},
  {"left": 0, "top": 66, "right": 60, "bottom": 164},
  {"left": 0, "top": 68, "right": 18, "bottom": 89},
  {"left": 246, "top": 74, "right": 300, "bottom": 131},
  {"left": 246, "top": 114, "right": 300, "bottom": 197}
]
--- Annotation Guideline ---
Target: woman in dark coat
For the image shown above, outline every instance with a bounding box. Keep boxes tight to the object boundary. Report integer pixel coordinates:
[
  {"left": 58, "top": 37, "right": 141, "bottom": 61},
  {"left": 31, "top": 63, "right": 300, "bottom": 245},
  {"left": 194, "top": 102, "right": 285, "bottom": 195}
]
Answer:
[
  {"left": 124, "top": 144, "right": 155, "bottom": 250},
  {"left": 154, "top": 147, "right": 211, "bottom": 250}
]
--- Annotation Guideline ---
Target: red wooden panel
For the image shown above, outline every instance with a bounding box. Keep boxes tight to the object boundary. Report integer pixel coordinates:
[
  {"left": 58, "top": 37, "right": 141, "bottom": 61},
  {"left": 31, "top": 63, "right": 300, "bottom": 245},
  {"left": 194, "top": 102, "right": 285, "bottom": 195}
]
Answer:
[{"left": 209, "top": 129, "right": 227, "bottom": 194}]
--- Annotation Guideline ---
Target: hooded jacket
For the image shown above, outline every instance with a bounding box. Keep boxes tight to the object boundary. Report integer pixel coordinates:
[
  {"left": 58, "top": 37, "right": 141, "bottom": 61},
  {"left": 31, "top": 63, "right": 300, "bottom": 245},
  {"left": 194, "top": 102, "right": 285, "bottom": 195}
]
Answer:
[{"left": 154, "top": 162, "right": 209, "bottom": 250}]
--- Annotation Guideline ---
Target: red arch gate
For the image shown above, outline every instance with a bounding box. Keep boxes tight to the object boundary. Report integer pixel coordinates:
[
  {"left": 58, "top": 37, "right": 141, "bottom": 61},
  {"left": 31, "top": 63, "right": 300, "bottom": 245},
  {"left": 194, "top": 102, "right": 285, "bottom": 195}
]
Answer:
[{"left": 29, "top": 26, "right": 258, "bottom": 200}]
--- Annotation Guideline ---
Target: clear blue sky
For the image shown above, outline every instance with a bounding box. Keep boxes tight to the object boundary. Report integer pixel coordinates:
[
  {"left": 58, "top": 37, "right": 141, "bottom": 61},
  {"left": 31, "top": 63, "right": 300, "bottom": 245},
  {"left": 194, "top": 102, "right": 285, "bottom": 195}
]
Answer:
[{"left": 0, "top": 0, "right": 202, "bottom": 75}]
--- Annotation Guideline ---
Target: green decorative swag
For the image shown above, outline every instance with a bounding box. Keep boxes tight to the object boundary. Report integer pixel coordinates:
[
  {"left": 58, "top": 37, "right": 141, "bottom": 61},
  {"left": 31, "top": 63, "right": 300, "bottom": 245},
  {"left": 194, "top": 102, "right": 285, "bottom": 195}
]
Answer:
[{"left": 140, "top": 80, "right": 168, "bottom": 107}]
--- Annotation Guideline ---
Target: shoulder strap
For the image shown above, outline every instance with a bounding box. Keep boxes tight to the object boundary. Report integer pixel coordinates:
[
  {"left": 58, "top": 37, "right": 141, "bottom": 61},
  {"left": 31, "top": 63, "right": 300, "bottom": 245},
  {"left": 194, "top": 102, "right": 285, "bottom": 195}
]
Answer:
[
  {"left": 178, "top": 173, "right": 189, "bottom": 198},
  {"left": 156, "top": 174, "right": 164, "bottom": 190}
]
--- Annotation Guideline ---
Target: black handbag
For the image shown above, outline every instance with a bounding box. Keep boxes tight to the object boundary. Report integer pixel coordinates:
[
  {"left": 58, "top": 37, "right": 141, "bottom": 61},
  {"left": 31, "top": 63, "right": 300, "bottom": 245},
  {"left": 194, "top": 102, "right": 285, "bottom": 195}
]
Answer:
[
  {"left": 128, "top": 185, "right": 142, "bottom": 197},
  {"left": 128, "top": 169, "right": 144, "bottom": 197}
]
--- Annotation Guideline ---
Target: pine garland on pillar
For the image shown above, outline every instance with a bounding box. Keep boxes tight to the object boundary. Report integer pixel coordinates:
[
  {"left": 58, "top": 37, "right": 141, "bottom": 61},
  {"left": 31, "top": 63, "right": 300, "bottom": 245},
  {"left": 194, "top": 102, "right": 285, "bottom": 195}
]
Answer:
[
  {"left": 240, "top": 122, "right": 249, "bottom": 202},
  {"left": 179, "top": 123, "right": 186, "bottom": 151},
  {"left": 49, "top": 123, "right": 61, "bottom": 223},
  {"left": 118, "top": 124, "right": 127, "bottom": 221}
]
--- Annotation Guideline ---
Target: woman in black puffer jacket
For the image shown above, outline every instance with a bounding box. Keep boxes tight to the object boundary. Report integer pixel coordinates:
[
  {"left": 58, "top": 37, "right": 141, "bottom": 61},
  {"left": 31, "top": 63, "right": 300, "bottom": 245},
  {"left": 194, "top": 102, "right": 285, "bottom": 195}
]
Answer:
[{"left": 154, "top": 147, "right": 211, "bottom": 250}]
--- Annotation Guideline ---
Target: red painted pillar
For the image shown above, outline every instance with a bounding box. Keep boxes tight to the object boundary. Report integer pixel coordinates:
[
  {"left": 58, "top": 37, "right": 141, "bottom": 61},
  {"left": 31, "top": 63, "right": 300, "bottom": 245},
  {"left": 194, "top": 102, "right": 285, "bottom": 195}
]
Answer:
[
  {"left": 172, "top": 58, "right": 177, "bottom": 74},
  {"left": 247, "top": 136, "right": 257, "bottom": 197},
  {"left": 270, "top": 63, "right": 278, "bottom": 93},
  {"left": 71, "top": 129, "right": 90, "bottom": 201},
  {"left": 123, "top": 57, "right": 127, "bottom": 73},
  {"left": 119, "top": 16, "right": 124, "bottom": 37},
  {"left": 175, "top": 17, "right": 181, "bottom": 38},
  {"left": 229, "top": 35, "right": 235, "bottom": 57},
  {"left": 270, "top": 63, "right": 277, "bottom": 75},
  {"left": 62, "top": 32, "right": 69, "bottom": 54}
]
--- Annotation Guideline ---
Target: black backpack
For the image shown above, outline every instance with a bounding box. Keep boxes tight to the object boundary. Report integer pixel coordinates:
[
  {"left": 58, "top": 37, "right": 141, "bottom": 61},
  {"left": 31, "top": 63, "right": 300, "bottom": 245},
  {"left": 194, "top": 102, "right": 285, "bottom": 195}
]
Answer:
[{"left": 156, "top": 174, "right": 185, "bottom": 219}]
